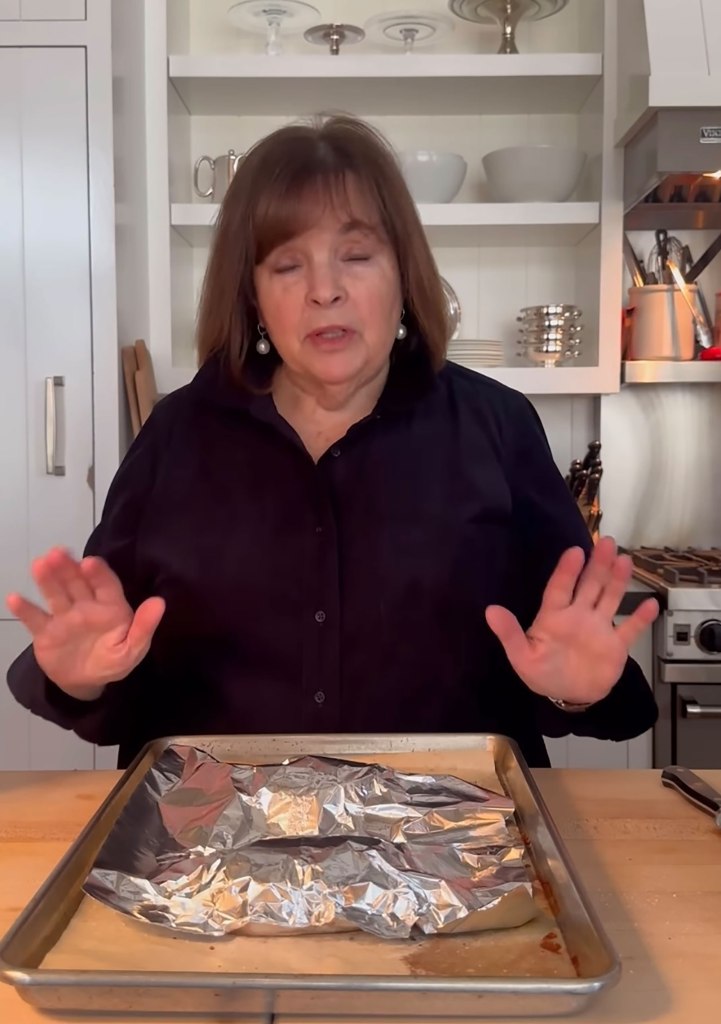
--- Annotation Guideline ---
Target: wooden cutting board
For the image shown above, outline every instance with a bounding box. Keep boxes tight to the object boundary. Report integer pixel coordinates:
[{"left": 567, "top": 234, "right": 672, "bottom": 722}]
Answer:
[
  {"left": 133, "top": 338, "right": 158, "bottom": 426},
  {"left": 120, "top": 345, "right": 141, "bottom": 438}
]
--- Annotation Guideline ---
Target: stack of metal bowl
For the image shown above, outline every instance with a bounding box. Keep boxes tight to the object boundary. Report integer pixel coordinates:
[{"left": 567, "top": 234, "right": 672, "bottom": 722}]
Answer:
[{"left": 516, "top": 304, "right": 583, "bottom": 367}]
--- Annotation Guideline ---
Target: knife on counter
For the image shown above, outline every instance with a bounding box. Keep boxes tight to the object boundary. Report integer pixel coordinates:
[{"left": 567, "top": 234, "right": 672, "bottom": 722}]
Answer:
[{"left": 661, "top": 765, "right": 721, "bottom": 828}]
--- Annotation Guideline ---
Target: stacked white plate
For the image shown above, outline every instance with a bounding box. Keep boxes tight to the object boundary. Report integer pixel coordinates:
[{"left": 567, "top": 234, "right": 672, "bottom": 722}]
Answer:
[{"left": 447, "top": 339, "right": 504, "bottom": 367}]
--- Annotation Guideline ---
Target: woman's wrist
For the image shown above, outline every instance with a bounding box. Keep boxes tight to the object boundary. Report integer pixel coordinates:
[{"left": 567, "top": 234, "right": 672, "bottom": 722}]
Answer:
[
  {"left": 547, "top": 695, "right": 596, "bottom": 713},
  {"left": 51, "top": 679, "right": 107, "bottom": 702}
]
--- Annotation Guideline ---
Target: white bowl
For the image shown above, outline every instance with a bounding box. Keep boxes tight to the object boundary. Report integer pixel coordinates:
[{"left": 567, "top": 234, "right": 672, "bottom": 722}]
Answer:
[
  {"left": 482, "top": 146, "right": 586, "bottom": 203},
  {"left": 399, "top": 150, "right": 467, "bottom": 203}
]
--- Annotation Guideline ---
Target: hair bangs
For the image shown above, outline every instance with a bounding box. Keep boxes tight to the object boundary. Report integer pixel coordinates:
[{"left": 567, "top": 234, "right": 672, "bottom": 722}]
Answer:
[{"left": 252, "top": 164, "right": 383, "bottom": 265}]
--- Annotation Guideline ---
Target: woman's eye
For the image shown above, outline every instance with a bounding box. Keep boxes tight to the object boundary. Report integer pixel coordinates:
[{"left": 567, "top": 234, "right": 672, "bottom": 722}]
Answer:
[
  {"left": 274, "top": 264, "right": 299, "bottom": 274},
  {"left": 344, "top": 254, "right": 371, "bottom": 262}
]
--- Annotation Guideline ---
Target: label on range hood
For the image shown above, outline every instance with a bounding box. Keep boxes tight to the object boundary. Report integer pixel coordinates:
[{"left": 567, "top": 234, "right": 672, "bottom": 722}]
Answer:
[{"left": 700, "top": 127, "right": 721, "bottom": 143}]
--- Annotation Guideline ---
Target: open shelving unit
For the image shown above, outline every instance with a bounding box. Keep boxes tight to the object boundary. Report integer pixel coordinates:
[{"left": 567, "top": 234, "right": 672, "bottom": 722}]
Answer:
[
  {"left": 622, "top": 360, "right": 721, "bottom": 385},
  {"left": 168, "top": 52, "right": 602, "bottom": 116},
  {"left": 170, "top": 201, "right": 601, "bottom": 248},
  {"left": 140, "top": 0, "right": 624, "bottom": 397}
]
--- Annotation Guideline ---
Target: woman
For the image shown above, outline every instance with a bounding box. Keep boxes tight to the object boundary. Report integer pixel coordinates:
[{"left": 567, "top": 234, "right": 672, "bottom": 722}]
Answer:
[{"left": 6, "top": 115, "right": 658, "bottom": 768}]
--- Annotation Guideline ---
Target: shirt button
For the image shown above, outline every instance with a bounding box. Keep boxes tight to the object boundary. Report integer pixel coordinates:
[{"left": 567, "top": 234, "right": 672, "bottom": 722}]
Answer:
[
  {"left": 314, "top": 610, "right": 326, "bottom": 623},
  {"left": 314, "top": 690, "right": 326, "bottom": 705},
  {"left": 330, "top": 446, "right": 341, "bottom": 458},
  {"left": 315, "top": 525, "right": 323, "bottom": 534}
]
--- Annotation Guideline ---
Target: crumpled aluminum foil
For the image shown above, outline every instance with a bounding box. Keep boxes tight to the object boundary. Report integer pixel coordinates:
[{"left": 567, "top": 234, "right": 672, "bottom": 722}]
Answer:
[{"left": 83, "top": 745, "right": 533, "bottom": 939}]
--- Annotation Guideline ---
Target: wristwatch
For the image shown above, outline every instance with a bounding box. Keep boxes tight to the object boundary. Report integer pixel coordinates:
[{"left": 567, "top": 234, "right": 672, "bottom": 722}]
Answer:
[{"left": 548, "top": 697, "right": 595, "bottom": 713}]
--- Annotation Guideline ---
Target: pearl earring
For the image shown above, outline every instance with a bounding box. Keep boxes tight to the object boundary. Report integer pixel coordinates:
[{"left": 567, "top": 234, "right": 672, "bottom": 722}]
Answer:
[
  {"left": 256, "top": 323, "right": 270, "bottom": 355},
  {"left": 396, "top": 308, "right": 407, "bottom": 341}
]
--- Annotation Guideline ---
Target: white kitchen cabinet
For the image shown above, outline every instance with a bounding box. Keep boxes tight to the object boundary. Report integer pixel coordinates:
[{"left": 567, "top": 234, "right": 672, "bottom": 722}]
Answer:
[
  {"left": 21, "top": 0, "right": 85, "bottom": 19},
  {"left": 0, "top": 46, "right": 94, "bottom": 608},
  {"left": 0, "top": 622, "right": 94, "bottom": 769},
  {"left": 0, "top": 46, "right": 95, "bottom": 769},
  {"left": 0, "top": 0, "right": 20, "bottom": 19}
]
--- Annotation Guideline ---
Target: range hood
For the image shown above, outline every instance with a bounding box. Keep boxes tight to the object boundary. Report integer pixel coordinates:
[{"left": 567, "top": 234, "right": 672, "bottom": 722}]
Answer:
[{"left": 617, "top": 0, "right": 721, "bottom": 229}]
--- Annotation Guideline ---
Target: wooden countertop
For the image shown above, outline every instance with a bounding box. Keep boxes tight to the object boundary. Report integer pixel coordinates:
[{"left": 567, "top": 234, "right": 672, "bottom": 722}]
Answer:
[{"left": 0, "top": 768, "right": 719, "bottom": 1023}]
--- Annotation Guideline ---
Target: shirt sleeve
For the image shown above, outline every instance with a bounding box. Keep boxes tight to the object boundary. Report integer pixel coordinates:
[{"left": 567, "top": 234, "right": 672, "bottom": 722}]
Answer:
[
  {"left": 503, "top": 390, "right": 658, "bottom": 741},
  {"left": 5, "top": 410, "right": 165, "bottom": 746}
]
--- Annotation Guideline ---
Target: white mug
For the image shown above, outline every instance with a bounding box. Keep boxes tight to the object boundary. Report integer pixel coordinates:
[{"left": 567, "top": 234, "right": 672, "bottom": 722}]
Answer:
[{"left": 193, "top": 149, "right": 243, "bottom": 202}]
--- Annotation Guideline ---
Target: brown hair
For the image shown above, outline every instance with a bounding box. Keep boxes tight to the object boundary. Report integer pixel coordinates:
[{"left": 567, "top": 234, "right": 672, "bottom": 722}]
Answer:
[{"left": 195, "top": 114, "right": 448, "bottom": 381}]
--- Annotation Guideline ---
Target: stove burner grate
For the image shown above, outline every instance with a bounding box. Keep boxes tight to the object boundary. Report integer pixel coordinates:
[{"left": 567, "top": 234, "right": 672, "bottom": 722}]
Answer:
[{"left": 629, "top": 547, "right": 721, "bottom": 587}]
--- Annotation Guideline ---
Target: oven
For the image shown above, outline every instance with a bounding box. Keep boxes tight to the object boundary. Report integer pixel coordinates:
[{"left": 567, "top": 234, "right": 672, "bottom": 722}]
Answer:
[
  {"left": 627, "top": 548, "right": 721, "bottom": 769},
  {"left": 654, "top": 643, "right": 721, "bottom": 771}
]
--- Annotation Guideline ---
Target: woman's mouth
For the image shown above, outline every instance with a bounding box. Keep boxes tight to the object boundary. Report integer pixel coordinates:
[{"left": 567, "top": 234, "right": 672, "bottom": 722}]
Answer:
[{"left": 307, "top": 326, "right": 356, "bottom": 346}]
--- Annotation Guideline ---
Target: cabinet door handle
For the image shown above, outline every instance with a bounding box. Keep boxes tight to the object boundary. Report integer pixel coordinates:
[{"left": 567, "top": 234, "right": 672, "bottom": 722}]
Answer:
[
  {"left": 682, "top": 698, "right": 721, "bottom": 719},
  {"left": 45, "top": 375, "right": 65, "bottom": 477}
]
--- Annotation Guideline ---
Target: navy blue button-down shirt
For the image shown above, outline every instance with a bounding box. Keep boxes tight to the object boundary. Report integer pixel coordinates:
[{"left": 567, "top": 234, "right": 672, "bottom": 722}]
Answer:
[{"left": 7, "top": 342, "right": 657, "bottom": 767}]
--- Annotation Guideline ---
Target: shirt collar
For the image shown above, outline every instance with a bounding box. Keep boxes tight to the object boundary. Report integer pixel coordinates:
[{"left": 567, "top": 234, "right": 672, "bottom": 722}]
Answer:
[{"left": 190, "top": 328, "right": 440, "bottom": 418}]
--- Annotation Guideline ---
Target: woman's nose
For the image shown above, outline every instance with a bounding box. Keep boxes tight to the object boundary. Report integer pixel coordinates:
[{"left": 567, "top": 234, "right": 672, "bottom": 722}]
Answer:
[{"left": 306, "top": 263, "right": 345, "bottom": 306}]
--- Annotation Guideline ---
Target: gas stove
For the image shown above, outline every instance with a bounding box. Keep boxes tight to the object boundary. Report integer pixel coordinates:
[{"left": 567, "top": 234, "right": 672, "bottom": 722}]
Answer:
[
  {"left": 627, "top": 548, "right": 721, "bottom": 769},
  {"left": 627, "top": 547, "right": 721, "bottom": 613},
  {"left": 625, "top": 547, "right": 721, "bottom": 661}
]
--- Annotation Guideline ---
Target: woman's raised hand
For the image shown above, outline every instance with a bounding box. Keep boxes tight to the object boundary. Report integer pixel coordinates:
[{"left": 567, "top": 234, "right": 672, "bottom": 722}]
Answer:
[
  {"left": 485, "top": 536, "right": 658, "bottom": 706},
  {"left": 5, "top": 548, "right": 165, "bottom": 700}
]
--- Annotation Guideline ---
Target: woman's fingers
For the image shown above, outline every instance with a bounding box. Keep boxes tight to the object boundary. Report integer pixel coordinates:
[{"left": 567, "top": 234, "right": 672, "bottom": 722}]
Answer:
[
  {"left": 5, "top": 592, "right": 51, "bottom": 637},
  {"left": 52, "top": 549, "right": 96, "bottom": 604},
  {"left": 79, "top": 556, "right": 127, "bottom": 605},
  {"left": 615, "top": 598, "right": 660, "bottom": 648},
  {"left": 485, "top": 604, "right": 529, "bottom": 668},
  {"left": 8, "top": 551, "right": 131, "bottom": 640},
  {"left": 573, "top": 536, "right": 618, "bottom": 607},
  {"left": 31, "top": 547, "right": 97, "bottom": 613},
  {"left": 594, "top": 553, "right": 634, "bottom": 620},
  {"left": 125, "top": 597, "right": 166, "bottom": 659},
  {"left": 539, "top": 546, "right": 585, "bottom": 612},
  {"left": 30, "top": 548, "right": 75, "bottom": 614}
]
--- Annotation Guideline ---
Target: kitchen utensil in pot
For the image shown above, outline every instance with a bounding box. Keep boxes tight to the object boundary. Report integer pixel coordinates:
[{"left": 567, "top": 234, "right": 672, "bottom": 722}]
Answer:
[
  {"left": 661, "top": 766, "right": 721, "bottom": 828},
  {"left": 648, "top": 229, "right": 683, "bottom": 285},
  {"left": 680, "top": 243, "right": 714, "bottom": 337},
  {"left": 666, "top": 259, "right": 714, "bottom": 349},
  {"left": 623, "top": 234, "right": 646, "bottom": 287}
]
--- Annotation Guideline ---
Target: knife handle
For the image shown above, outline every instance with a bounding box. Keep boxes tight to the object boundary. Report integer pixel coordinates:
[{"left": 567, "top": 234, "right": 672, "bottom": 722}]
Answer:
[
  {"left": 661, "top": 765, "right": 721, "bottom": 819},
  {"left": 582, "top": 440, "right": 602, "bottom": 470},
  {"left": 585, "top": 470, "right": 602, "bottom": 507},
  {"left": 565, "top": 458, "right": 583, "bottom": 489},
  {"left": 572, "top": 468, "right": 588, "bottom": 500}
]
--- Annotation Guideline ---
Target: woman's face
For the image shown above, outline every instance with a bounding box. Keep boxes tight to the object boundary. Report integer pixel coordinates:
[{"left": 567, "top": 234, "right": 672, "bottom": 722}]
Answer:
[{"left": 253, "top": 187, "right": 402, "bottom": 393}]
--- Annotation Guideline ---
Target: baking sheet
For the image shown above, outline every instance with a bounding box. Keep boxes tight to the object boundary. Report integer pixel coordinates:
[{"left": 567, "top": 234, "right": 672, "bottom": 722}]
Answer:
[{"left": 0, "top": 734, "right": 620, "bottom": 1019}]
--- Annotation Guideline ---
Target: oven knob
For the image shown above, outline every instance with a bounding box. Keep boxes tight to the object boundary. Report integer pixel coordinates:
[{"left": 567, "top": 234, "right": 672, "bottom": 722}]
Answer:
[{"left": 697, "top": 620, "right": 721, "bottom": 655}]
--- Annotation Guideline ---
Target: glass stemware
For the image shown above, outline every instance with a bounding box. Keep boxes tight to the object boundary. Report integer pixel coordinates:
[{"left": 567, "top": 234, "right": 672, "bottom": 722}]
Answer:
[
  {"left": 227, "top": 1, "right": 321, "bottom": 56},
  {"left": 365, "top": 11, "right": 454, "bottom": 55}
]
